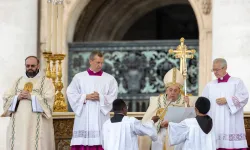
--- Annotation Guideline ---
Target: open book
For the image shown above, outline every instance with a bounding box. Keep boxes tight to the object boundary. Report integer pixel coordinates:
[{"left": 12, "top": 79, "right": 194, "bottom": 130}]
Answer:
[{"left": 164, "top": 106, "right": 196, "bottom": 123}]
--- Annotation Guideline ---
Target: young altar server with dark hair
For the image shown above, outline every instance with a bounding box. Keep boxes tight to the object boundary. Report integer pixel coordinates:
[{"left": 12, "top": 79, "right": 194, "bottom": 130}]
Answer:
[
  {"left": 102, "top": 99, "right": 159, "bottom": 150},
  {"left": 162, "top": 97, "right": 216, "bottom": 150}
]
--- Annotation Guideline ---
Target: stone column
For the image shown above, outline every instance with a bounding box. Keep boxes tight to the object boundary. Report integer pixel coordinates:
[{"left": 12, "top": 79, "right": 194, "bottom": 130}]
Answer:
[{"left": 213, "top": 0, "right": 250, "bottom": 111}]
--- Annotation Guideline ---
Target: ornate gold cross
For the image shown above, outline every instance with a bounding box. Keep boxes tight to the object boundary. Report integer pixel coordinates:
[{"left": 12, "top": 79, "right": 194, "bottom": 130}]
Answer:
[
  {"left": 168, "top": 37, "right": 196, "bottom": 96},
  {"left": 169, "top": 37, "right": 196, "bottom": 75}
]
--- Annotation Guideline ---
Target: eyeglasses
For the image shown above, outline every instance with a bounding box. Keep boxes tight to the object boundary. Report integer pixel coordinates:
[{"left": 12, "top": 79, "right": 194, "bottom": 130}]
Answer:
[
  {"left": 211, "top": 67, "right": 224, "bottom": 72},
  {"left": 25, "top": 64, "right": 37, "bottom": 68}
]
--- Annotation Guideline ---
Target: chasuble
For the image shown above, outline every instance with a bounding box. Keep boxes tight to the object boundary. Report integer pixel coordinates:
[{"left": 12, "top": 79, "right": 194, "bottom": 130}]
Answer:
[{"left": 2, "top": 73, "right": 55, "bottom": 150}]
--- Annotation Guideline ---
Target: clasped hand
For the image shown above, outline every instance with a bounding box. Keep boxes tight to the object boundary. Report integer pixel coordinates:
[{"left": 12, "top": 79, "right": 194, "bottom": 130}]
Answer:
[
  {"left": 86, "top": 91, "right": 99, "bottom": 101},
  {"left": 17, "top": 90, "right": 31, "bottom": 101},
  {"left": 216, "top": 97, "right": 227, "bottom": 105}
]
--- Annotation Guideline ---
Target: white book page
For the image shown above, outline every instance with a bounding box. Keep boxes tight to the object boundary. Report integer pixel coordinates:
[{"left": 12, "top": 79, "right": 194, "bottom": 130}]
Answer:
[{"left": 164, "top": 106, "right": 196, "bottom": 123}]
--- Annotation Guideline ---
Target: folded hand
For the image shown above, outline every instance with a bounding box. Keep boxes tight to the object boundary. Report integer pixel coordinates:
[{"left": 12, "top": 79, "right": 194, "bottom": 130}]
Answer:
[
  {"left": 86, "top": 91, "right": 100, "bottom": 101},
  {"left": 216, "top": 97, "right": 227, "bottom": 105},
  {"left": 18, "top": 90, "right": 31, "bottom": 101}
]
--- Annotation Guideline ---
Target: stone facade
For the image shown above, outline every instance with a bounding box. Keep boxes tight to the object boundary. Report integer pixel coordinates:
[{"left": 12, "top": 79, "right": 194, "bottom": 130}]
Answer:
[{"left": 39, "top": 0, "right": 212, "bottom": 95}]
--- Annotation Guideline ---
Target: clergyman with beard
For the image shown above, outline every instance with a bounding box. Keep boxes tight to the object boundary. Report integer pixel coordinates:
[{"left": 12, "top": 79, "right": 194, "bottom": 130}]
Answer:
[{"left": 1, "top": 56, "right": 55, "bottom": 150}]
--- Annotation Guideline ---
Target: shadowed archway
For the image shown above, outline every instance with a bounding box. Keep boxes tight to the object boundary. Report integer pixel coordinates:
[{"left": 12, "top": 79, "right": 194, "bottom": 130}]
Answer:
[{"left": 73, "top": 0, "right": 196, "bottom": 41}]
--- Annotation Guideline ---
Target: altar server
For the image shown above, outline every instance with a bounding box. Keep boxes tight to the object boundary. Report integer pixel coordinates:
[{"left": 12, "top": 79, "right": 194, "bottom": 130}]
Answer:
[
  {"left": 102, "top": 99, "right": 158, "bottom": 150},
  {"left": 165, "top": 97, "right": 216, "bottom": 150}
]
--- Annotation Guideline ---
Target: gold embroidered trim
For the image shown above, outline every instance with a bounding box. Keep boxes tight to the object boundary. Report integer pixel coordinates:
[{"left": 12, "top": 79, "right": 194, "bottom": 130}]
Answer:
[
  {"left": 23, "top": 82, "right": 33, "bottom": 93},
  {"left": 173, "top": 68, "right": 176, "bottom": 83}
]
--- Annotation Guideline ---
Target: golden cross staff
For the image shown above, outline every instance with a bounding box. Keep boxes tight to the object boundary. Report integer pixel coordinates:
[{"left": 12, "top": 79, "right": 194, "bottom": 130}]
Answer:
[{"left": 169, "top": 37, "right": 196, "bottom": 97}]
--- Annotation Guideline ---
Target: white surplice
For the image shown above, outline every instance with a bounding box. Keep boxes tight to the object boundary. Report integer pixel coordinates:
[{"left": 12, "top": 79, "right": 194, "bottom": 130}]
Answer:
[
  {"left": 168, "top": 118, "right": 216, "bottom": 150},
  {"left": 202, "top": 77, "right": 249, "bottom": 149},
  {"left": 102, "top": 116, "right": 157, "bottom": 150},
  {"left": 67, "top": 71, "right": 118, "bottom": 146}
]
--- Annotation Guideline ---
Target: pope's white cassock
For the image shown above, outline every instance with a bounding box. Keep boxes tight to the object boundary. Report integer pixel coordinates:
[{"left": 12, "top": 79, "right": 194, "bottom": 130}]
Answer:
[
  {"left": 1, "top": 72, "right": 55, "bottom": 150},
  {"left": 168, "top": 118, "right": 216, "bottom": 150},
  {"left": 202, "top": 74, "right": 249, "bottom": 149},
  {"left": 102, "top": 115, "right": 157, "bottom": 150},
  {"left": 67, "top": 69, "right": 118, "bottom": 147}
]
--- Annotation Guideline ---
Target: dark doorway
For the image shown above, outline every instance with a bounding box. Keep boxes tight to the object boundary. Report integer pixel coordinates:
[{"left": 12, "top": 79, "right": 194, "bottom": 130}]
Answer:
[{"left": 123, "top": 4, "right": 198, "bottom": 41}]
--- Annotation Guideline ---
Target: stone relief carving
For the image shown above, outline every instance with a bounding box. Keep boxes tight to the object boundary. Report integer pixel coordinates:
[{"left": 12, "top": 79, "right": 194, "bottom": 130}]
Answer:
[
  {"left": 245, "top": 118, "right": 250, "bottom": 129},
  {"left": 54, "top": 119, "right": 73, "bottom": 137},
  {"left": 56, "top": 140, "right": 71, "bottom": 150},
  {"left": 54, "top": 119, "right": 74, "bottom": 149},
  {"left": 202, "top": 0, "right": 212, "bottom": 15}
]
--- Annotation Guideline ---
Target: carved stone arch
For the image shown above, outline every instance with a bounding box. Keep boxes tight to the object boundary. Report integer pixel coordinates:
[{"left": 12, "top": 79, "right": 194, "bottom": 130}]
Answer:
[{"left": 73, "top": 0, "right": 191, "bottom": 41}]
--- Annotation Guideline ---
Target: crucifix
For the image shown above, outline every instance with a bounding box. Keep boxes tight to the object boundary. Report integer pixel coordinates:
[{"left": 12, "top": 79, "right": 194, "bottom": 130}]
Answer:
[{"left": 168, "top": 37, "right": 196, "bottom": 97}]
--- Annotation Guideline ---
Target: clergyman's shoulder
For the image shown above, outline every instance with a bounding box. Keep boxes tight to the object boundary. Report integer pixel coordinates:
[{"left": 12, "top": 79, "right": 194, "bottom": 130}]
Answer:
[
  {"left": 74, "top": 71, "right": 88, "bottom": 78},
  {"left": 12, "top": 76, "right": 24, "bottom": 84},
  {"left": 124, "top": 116, "right": 137, "bottom": 122},
  {"left": 102, "top": 72, "right": 116, "bottom": 81},
  {"left": 183, "top": 117, "right": 196, "bottom": 123},
  {"left": 206, "top": 79, "right": 217, "bottom": 86},
  {"left": 229, "top": 76, "right": 242, "bottom": 82},
  {"left": 43, "top": 76, "right": 53, "bottom": 81},
  {"left": 149, "top": 96, "right": 159, "bottom": 104},
  {"left": 16, "top": 76, "right": 24, "bottom": 81},
  {"left": 103, "top": 72, "right": 114, "bottom": 78}
]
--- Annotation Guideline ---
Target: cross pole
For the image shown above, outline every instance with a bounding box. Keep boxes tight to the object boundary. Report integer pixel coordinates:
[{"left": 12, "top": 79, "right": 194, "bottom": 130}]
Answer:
[{"left": 168, "top": 37, "right": 196, "bottom": 97}]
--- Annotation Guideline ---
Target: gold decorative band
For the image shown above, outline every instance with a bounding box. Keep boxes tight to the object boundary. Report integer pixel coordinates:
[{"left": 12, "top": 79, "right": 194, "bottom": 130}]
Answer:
[
  {"left": 165, "top": 82, "right": 183, "bottom": 89},
  {"left": 172, "top": 68, "right": 177, "bottom": 83}
]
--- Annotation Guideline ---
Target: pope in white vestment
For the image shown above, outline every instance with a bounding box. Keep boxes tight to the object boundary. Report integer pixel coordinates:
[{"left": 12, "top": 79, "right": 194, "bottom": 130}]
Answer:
[
  {"left": 1, "top": 56, "right": 55, "bottom": 150},
  {"left": 67, "top": 51, "right": 118, "bottom": 150},
  {"left": 166, "top": 97, "right": 216, "bottom": 150},
  {"left": 102, "top": 99, "right": 158, "bottom": 150},
  {"left": 139, "top": 68, "right": 195, "bottom": 150},
  {"left": 202, "top": 58, "right": 249, "bottom": 150}
]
